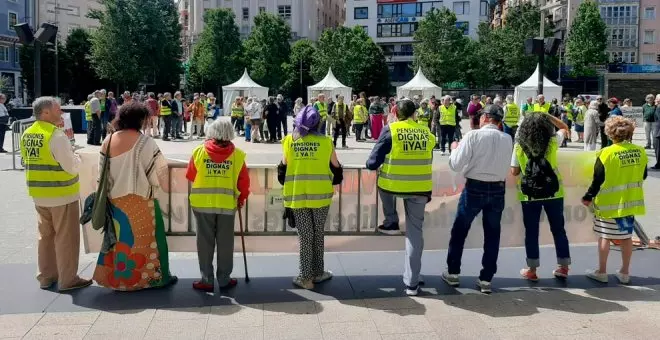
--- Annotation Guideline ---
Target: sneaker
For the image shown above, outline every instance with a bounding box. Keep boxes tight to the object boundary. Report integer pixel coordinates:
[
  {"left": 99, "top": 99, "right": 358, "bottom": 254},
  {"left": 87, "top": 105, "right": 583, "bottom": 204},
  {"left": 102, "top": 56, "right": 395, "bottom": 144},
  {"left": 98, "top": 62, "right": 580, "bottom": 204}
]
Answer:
[
  {"left": 615, "top": 272, "right": 630, "bottom": 285},
  {"left": 219, "top": 278, "right": 238, "bottom": 290},
  {"left": 419, "top": 274, "right": 425, "bottom": 286},
  {"left": 476, "top": 280, "right": 492, "bottom": 294},
  {"left": 377, "top": 224, "right": 401, "bottom": 235},
  {"left": 405, "top": 285, "right": 419, "bottom": 296},
  {"left": 441, "top": 271, "right": 460, "bottom": 287},
  {"left": 440, "top": 151, "right": 448, "bottom": 156},
  {"left": 58, "top": 278, "right": 92, "bottom": 292},
  {"left": 553, "top": 266, "right": 569, "bottom": 279},
  {"left": 520, "top": 268, "right": 539, "bottom": 282},
  {"left": 192, "top": 281, "right": 214, "bottom": 292},
  {"left": 293, "top": 277, "right": 314, "bottom": 290},
  {"left": 0, "top": 149, "right": 7, "bottom": 153},
  {"left": 342, "top": 144, "right": 348, "bottom": 149},
  {"left": 586, "top": 269, "right": 608, "bottom": 283},
  {"left": 313, "top": 270, "right": 333, "bottom": 283}
]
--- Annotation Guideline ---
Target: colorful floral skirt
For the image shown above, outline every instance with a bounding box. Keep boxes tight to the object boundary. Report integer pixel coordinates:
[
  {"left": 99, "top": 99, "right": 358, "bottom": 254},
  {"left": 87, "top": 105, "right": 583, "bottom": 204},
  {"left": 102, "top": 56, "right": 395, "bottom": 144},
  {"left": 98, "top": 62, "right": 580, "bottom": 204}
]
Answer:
[{"left": 93, "top": 194, "right": 174, "bottom": 291}]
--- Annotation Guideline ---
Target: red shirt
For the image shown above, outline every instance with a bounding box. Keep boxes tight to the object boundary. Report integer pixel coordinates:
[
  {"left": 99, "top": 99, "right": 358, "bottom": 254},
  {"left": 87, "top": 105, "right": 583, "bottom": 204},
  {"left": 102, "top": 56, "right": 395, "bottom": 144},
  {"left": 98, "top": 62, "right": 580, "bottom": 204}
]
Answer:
[{"left": 146, "top": 98, "right": 159, "bottom": 116}]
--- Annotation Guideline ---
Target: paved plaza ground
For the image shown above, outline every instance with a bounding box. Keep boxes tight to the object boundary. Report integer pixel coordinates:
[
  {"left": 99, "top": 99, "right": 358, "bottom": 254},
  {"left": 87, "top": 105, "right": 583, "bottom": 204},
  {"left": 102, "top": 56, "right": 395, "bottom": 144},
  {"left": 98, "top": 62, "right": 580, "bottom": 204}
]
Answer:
[{"left": 1, "top": 119, "right": 660, "bottom": 339}]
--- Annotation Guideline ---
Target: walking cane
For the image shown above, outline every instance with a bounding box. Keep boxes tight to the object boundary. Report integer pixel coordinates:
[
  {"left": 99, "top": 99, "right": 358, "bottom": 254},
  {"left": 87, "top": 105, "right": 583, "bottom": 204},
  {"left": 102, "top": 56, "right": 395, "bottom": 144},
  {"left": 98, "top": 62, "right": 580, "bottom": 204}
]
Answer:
[{"left": 238, "top": 208, "right": 250, "bottom": 282}]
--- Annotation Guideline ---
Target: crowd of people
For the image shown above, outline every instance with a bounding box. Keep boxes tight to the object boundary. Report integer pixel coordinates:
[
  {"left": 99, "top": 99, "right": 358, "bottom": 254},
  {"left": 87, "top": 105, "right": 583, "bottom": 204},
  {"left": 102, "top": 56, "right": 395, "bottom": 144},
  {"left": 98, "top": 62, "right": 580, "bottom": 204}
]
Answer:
[{"left": 15, "top": 81, "right": 656, "bottom": 296}]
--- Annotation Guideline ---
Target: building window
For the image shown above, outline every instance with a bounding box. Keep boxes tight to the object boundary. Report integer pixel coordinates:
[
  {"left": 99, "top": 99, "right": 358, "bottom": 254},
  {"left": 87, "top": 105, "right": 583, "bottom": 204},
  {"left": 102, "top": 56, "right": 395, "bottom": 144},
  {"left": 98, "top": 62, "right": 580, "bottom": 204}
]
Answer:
[
  {"left": 378, "top": 2, "right": 442, "bottom": 18},
  {"left": 599, "top": 5, "right": 638, "bottom": 25},
  {"left": 0, "top": 46, "right": 9, "bottom": 62},
  {"left": 377, "top": 23, "right": 419, "bottom": 37},
  {"left": 644, "top": 30, "right": 655, "bottom": 44},
  {"left": 610, "top": 51, "right": 636, "bottom": 64},
  {"left": 642, "top": 53, "right": 655, "bottom": 64},
  {"left": 606, "top": 27, "right": 638, "bottom": 48},
  {"left": 67, "top": 6, "right": 80, "bottom": 16},
  {"left": 8, "top": 12, "right": 18, "bottom": 30},
  {"left": 480, "top": 1, "right": 489, "bottom": 16},
  {"left": 259, "top": 7, "right": 265, "bottom": 13},
  {"left": 453, "top": 1, "right": 470, "bottom": 15},
  {"left": 242, "top": 7, "right": 249, "bottom": 20},
  {"left": 456, "top": 21, "right": 469, "bottom": 35},
  {"left": 278, "top": 5, "right": 291, "bottom": 19},
  {"left": 644, "top": 7, "right": 655, "bottom": 20},
  {"left": 354, "top": 7, "right": 368, "bottom": 19}
]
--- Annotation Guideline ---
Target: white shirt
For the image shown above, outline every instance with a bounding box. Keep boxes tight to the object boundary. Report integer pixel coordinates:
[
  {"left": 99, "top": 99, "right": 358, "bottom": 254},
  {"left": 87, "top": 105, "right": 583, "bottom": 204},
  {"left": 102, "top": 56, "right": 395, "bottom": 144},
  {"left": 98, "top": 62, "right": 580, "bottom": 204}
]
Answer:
[
  {"left": 32, "top": 129, "right": 82, "bottom": 207},
  {"left": 449, "top": 124, "right": 513, "bottom": 182},
  {"left": 0, "top": 103, "right": 8, "bottom": 117}
]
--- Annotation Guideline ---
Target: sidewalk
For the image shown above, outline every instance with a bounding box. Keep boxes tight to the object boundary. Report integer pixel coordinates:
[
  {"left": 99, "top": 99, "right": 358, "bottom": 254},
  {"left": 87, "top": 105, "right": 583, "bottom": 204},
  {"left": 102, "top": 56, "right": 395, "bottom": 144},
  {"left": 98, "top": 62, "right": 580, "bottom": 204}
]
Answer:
[{"left": 1, "top": 246, "right": 659, "bottom": 339}]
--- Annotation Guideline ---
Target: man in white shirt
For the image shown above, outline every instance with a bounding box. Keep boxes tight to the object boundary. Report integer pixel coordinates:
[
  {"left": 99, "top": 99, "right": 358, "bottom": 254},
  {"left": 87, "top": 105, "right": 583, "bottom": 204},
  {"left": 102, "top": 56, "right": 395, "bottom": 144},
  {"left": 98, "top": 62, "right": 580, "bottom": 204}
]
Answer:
[
  {"left": 21, "top": 97, "right": 91, "bottom": 291},
  {"left": 442, "top": 105, "right": 513, "bottom": 294}
]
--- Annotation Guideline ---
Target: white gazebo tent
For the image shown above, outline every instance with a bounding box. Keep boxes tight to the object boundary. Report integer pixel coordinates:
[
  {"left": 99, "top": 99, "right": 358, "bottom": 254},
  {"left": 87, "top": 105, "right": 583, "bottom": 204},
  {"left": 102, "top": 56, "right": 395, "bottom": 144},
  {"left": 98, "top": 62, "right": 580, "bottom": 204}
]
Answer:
[
  {"left": 513, "top": 64, "right": 563, "bottom": 109},
  {"left": 307, "top": 68, "right": 352, "bottom": 103},
  {"left": 396, "top": 68, "right": 442, "bottom": 100},
  {"left": 221, "top": 69, "right": 269, "bottom": 111}
]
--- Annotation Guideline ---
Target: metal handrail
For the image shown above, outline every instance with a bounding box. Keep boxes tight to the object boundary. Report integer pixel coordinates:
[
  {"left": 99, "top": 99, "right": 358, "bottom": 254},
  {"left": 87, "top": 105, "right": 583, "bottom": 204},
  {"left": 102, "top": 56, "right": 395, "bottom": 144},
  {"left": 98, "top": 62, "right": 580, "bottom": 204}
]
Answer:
[{"left": 10, "top": 117, "right": 36, "bottom": 170}]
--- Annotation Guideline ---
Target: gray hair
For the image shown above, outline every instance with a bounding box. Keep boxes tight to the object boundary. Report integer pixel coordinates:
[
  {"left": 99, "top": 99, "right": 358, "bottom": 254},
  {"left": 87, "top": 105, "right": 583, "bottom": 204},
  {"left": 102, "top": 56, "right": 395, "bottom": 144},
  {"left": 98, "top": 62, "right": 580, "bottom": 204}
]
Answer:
[
  {"left": 493, "top": 97, "right": 502, "bottom": 106},
  {"left": 33, "top": 96, "right": 59, "bottom": 118},
  {"left": 205, "top": 119, "right": 235, "bottom": 141},
  {"left": 506, "top": 95, "right": 514, "bottom": 103},
  {"left": 646, "top": 94, "right": 655, "bottom": 101},
  {"left": 174, "top": 91, "right": 182, "bottom": 97},
  {"left": 588, "top": 100, "right": 599, "bottom": 110},
  {"left": 87, "top": 94, "right": 94, "bottom": 100}
]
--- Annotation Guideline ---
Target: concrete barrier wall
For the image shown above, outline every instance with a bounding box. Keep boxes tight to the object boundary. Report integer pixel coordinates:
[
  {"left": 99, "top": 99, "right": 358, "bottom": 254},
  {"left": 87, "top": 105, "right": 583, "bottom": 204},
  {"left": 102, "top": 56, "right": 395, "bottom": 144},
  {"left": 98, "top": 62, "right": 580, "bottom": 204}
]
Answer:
[{"left": 80, "top": 152, "right": 600, "bottom": 253}]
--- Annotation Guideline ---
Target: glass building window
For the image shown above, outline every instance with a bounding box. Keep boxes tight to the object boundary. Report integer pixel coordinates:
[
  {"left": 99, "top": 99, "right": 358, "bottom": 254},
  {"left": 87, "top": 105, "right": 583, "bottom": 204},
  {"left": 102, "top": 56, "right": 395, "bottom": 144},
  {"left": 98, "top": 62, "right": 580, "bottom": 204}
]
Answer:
[
  {"left": 453, "top": 1, "right": 470, "bottom": 15},
  {"left": 354, "top": 7, "right": 368, "bottom": 19}
]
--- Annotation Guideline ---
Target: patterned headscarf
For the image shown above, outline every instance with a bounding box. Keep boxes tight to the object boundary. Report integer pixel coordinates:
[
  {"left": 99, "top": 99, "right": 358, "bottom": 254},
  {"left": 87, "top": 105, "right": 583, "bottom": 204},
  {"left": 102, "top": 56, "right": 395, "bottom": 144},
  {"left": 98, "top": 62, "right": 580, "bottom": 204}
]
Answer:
[{"left": 293, "top": 105, "right": 320, "bottom": 140}]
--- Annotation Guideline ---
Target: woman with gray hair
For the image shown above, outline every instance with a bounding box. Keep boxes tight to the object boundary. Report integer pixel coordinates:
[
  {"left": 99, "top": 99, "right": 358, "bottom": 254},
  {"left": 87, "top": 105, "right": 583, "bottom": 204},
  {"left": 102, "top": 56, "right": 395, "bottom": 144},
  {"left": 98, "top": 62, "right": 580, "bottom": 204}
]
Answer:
[
  {"left": 186, "top": 119, "right": 250, "bottom": 292},
  {"left": 584, "top": 100, "right": 602, "bottom": 151}
]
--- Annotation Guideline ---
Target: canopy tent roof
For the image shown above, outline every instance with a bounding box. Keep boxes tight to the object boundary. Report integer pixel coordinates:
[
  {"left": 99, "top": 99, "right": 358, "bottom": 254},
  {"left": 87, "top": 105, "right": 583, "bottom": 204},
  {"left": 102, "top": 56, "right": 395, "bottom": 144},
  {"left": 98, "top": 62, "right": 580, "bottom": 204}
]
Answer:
[
  {"left": 396, "top": 68, "right": 442, "bottom": 99},
  {"left": 308, "top": 68, "right": 351, "bottom": 90},
  {"left": 516, "top": 64, "right": 562, "bottom": 89},
  {"left": 222, "top": 69, "right": 268, "bottom": 90},
  {"left": 513, "top": 64, "right": 563, "bottom": 109}
]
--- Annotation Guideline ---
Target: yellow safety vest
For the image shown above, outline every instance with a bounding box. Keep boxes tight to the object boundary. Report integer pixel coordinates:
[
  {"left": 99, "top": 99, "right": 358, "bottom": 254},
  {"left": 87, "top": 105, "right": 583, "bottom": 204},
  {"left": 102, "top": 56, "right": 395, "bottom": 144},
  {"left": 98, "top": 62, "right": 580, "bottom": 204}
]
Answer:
[
  {"left": 594, "top": 142, "right": 647, "bottom": 218},
  {"left": 160, "top": 100, "right": 172, "bottom": 116},
  {"left": 439, "top": 104, "right": 457, "bottom": 126},
  {"left": 533, "top": 102, "right": 551, "bottom": 113},
  {"left": 84, "top": 101, "right": 92, "bottom": 121},
  {"left": 574, "top": 105, "right": 586, "bottom": 124},
  {"left": 333, "top": 103, "right": 347, "bottom": 118},
  {"left": 378, "top": 119, "right": 435, "bottom": 195},
  {"left": 503, "top": 103, "right": 520, "bottom": 127},
  {"left": 189, "top": 145, "right": 245, "bottom": 214},
  {"left": 20, "top": 121, "right": 80, "bottom": 198},
  {"left": 282, "top": 134, "right": 334, "bottom": 208},
  {"left": 353, "top": 105, "right": 367, "bottom": 124},
  {"left": 416, "top": 107, "right": 430, "bottom": 124},
  {"left": 563, "top": 104, "right": 574, "bottom": 120},
  {"left": 514, "top": 138, "right": 563, "bottom": 201},
  {"left": 315, "top": 102, "right": 328, "bottom": 120},
  {"left": 231, "top": 104, "right": 244, "bottom": 117}
]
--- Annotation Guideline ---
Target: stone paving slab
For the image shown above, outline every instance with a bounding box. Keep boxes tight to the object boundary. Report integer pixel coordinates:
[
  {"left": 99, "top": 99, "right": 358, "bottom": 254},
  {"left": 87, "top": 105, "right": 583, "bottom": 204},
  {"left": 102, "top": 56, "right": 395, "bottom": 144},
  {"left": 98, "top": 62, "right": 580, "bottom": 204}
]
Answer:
[{"left": 2, "top": 285, "right": 660, "bottom": 339}]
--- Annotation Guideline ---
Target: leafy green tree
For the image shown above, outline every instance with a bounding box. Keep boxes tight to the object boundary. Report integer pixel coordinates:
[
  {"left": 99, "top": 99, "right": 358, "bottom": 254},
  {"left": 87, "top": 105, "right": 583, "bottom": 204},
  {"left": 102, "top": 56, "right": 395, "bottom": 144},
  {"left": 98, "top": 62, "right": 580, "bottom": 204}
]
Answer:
[
  {"left": 565, "top": 0, "right": 608, "bottom": 77},
  {"left": 19, "top": 41, "right": 68, "bottom": 100},
  {"left": 312, "top": 26, "right": 389, "bottom": 95},
  {"left": 187, "top": 8, "right": 244, "bottom": 94},
  {"left": 473, "top": 3, "right": 557, "bottom": 87},
  {"left": 243, "top": 12, "right": 291, "bottom": 94},
  {"left": 63, "top": 28, "right": 103, "bottom": 103},
  {"left": 413, "top": 8, "right": 469, "bottom": 85},
  {"left": 89, "top": 0, "right": 182, "bottom": 91},
  {"left": 281, "top": 39, "right": 316, "bottom": 100}
]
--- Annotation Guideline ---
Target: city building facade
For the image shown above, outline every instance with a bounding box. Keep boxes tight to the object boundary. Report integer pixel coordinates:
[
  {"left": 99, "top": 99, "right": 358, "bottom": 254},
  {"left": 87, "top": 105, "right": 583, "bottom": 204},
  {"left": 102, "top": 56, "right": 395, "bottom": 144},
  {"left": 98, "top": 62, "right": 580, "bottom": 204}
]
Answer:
[
  {"left": 639, "top": 0, "right": 659, "bottom": 66},
  {"left": 345, "top": 0, "right": 490, "bottom": 85},
  {"left": 34, "top": 0, "right": 101, "bottom": 36},
  {"left": 0, "top": 0, "right": 34, "bottom": 99},
  {"left": 179, "top": 0, "right": 346, "bottom": 60}
]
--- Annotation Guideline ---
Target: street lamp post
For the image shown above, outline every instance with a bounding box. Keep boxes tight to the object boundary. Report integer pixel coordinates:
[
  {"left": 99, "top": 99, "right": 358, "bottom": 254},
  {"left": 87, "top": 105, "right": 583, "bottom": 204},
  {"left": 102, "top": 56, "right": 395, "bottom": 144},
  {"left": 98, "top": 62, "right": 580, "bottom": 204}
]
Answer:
[{"left": 50, "top": 0, "right": 73, "bottom": 98}]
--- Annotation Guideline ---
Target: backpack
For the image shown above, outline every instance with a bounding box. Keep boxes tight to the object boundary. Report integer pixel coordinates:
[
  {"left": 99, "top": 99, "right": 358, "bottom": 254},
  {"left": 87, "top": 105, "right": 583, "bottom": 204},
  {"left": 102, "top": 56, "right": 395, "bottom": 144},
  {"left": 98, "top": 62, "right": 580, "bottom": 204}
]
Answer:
[{"left": 520, "top": 147, "right": 560, "bottom": 200}]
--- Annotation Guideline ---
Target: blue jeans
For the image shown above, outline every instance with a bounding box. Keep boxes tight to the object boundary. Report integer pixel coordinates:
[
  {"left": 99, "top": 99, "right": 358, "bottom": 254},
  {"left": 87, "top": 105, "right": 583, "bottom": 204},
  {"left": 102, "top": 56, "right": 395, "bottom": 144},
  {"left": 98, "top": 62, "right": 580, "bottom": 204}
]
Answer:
[
  {"left": 447, "top": 179, "right": 505, "bottom": 282},
  {"left": 379, "top": 189, "right": 428, "bottom": 287},
  {"left": 521, "top": 198, "right": 571, "bottom": 268},
  {"left": 503, "top": 124, "right": 517, "bottom": 142}
]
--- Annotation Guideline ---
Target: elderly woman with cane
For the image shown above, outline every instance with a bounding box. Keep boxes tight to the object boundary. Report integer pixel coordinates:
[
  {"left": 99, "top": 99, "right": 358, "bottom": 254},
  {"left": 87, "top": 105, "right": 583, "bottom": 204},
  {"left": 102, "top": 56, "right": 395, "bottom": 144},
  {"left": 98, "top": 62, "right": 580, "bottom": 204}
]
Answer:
[
  {"left": 186, "top": 120, "right": 250, "bottom": 292},
  {"left": 278, "top": 106, "right": 343, "bottom": 289},
  {"left": 582, "top": 116, "right": 647, "bottom": 284}
]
